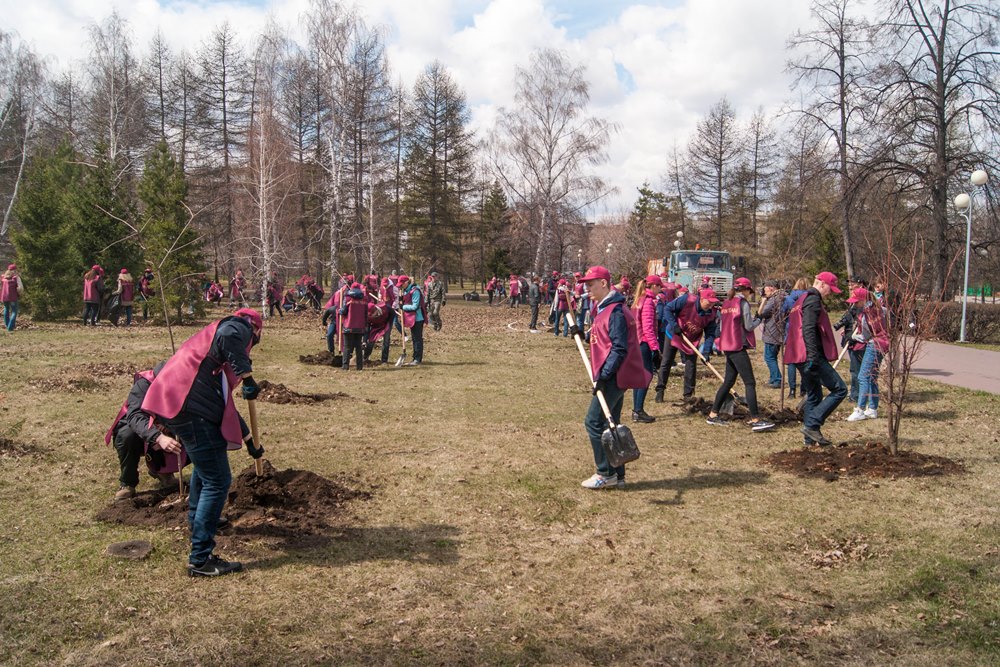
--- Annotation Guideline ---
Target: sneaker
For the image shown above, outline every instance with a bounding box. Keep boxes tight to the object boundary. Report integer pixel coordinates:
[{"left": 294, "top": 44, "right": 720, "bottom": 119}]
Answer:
[
  {"left": 188, "top": 554, "right": 244, "bottom": 578},
  {"left": 654, "top": 390, "right": 664, "bottom": 403},
  {"left": 846, "top": 407, "right": 866, "bottom": 422},
  {"left": 788, "top": 388, "right": 797, "bottom": 399},
  {"left": 581, "top": 473, "right": 618, "bottom": 489},
  {"left": 616, "top": 478, "right": 626, "bottom": 490},
  {"left": 529, "top": 329, "right": 539, "bottom": 333},
  {"left": 801, "top": 426, "right": 831, "bottom": 446},
  {"left": 114, "top": 485, "right": 136, "bottom": 502},
  {"left": 406, "top": 360, "right": 422, "bottom": 366},
  {"left": 632, "top": 411, "right": 656, "bottom": 423},
  {"left": 750, "top": 419, "right": 776, "bottom": 432},
  {"left": 767, "top": 382, "right": 781, "bottom": 389},
  {"left": 864, "top": 408, "right": 878, "bottom": 419},
  {"left": 803, "top": 436, "right": 816, "bottom": 447},
  {"left": 706, "top": 415, "right": 727, "bottom": 426}
]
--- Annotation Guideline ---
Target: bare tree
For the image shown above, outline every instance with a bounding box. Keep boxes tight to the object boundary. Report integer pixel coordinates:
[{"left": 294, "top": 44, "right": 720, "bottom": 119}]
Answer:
[
  {"left": 745, "top": 108, "right": 778, "bottom": 250},
  {"left": 490, "top": 49, "right": 614, "bottom": 275},
  {"left": 687, "top": 96, "right": 740, "bottom": 248},
  {"left": 0, "top": 31, "right": 43, "bottom": 238},
  {"left": 665, "top": 141, "right": 690, "bottom": 238}
]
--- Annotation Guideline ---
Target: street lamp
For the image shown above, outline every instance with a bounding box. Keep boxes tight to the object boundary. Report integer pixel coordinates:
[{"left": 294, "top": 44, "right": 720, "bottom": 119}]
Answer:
[
  {"left": 577, "top": 248, "right": 582, "bottom": 272},
  {"left": 954, "top": 169, "right": 989, "bottom": 343}
]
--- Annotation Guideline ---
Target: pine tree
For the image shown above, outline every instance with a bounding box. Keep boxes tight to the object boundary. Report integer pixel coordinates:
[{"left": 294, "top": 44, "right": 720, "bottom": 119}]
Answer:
[
  {"left": 11, "top": 143, "right": 82, "bottom": 319},
  {"left": 138, "top": 141, "right": 205, "bottom": 322}
]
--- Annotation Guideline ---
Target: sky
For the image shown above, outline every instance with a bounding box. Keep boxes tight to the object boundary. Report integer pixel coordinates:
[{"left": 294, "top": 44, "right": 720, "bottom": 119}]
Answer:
[{"left": 5, "top": 0, "right": 819, "bottom": 215}]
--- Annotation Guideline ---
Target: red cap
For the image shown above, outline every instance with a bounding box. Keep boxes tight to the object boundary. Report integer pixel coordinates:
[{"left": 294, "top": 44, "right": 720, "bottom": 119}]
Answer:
[
  {"left": 580, "top": 265, "right": 612, "bottom": 283},
  {"left": 234, "top": 307, "right": 263, "bottom": 335},
  {"left": 381, "top": 277, "right": 390, "bottom": 286},
  {"left": 816, "top": 271, "right": 842, "bottom": 294},
  {"left": 645, "top": 274, "right": 663, "bottom": 287},
  {"left": 92, "top": 264, "right": 102, "bottom": 272},
  {"left": 552, "top": 271, "right": 558, "bottom": 276},
  {"left": 734, "top": 277, "right": 752, "bottom": 290},
  {"left": 699, "top": 288, "right": 720, "bottom": 303},
  {"left": 558, "top": 278, "right": 567, "bottom": 286},
  {"left": 573, "top": 272, "right": 582, "bottom": 278},
  {"left": 351, "top": 282, "right": 362, "bottom": 289},
  {"left": 396, "top": 274, "right": 410, "bottom": 287},
  {"left": 7, "top": 264, "right": 15, "bottom": 270},
  {"left": 120, "top": 268, "right": 129, "bottom": 274},
  {"left": 846, "top": 287, "right": 868, "bottom": 304}
]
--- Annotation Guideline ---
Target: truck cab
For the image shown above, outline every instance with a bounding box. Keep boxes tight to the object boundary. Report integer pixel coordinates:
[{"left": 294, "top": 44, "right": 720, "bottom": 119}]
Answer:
[{"left": 664, "top": 250, "right": 734, "bottom": 293}]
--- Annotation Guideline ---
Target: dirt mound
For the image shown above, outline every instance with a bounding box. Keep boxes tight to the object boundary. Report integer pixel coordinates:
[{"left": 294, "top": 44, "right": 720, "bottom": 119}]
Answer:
[
  {"left": 676, "top": 396, "right": 801, "bottom": 425},
  {"left": 763, "top": 442, "right": 964, "bottom": 481},
  {"left": 28, "top": 361, "right": 150, "bottom": 393},
  {"left": 257, "top": 379, "right": 368, "bottom": 405},
  {"left": 299, "top": 351, "right": 339, "bottom": 366},
  {"left": 78, "top": 361, "right": 145, "bottom": 378},
  {"left": 0, "top": 436, "right": 45, "bottom": 459},
  {"left": 95, "top": 461, "right": 372, "bottom": 548}
]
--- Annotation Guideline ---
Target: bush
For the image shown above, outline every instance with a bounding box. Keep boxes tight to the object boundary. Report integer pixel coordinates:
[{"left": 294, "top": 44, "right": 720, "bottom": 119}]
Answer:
[{"left": 926, "top": 302, "right": 1000, "bottom": 344}]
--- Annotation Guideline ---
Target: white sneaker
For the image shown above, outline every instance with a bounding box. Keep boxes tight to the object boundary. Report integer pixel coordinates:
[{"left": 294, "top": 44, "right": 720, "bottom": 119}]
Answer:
[
  {"left": 581, "top": 473, "right": 618, "bottom": 489},
  {"left": 864, "top": 408, "right": 878, "bottom": 419},
  {"left": 846, "top": 407, "right": 866, "bottom": 422}
]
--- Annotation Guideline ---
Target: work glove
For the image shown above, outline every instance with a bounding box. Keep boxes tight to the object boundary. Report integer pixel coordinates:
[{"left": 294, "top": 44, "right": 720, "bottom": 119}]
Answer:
[
  {"left": 241, "top": 376, "right": 260, "bottom": 401},
  {"left": 652, "top": 350, "right": 662, "bottom": 369},
  {"left": 245, "top": 438, "right": 265, "bottom": 459},
  {"left": 592, "top": 380, "right": 606, "bottom": 396},
  {"left": 568, "top": 324, "right": 581, "bottom": 339}
]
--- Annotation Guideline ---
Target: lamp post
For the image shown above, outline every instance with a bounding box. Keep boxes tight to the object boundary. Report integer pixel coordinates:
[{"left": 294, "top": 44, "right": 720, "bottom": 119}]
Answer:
[
  {"left": 577, "top": 249, "right": 582, "bottom": 272},
  {"left": 954, "top": 169, "right": 988, "bottom": 343},
  {"left": 605, "top": 242, "right": 613, "bottom": 272}
]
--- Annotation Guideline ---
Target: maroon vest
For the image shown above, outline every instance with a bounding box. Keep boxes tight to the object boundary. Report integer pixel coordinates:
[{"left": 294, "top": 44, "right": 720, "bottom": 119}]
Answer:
[
  {"left": 590, "top": 300, "right": 652, "bottom": 389},
  {"left": 783, "top": 293, "right": 837, "bottom": 364},
  {"left": 671, "top": 297, "right": 716, "bottom": 354},
  {"left": 106, "top": 370, "right": 189, "bottom": 474},
  {"left": 120, "top": 280, "right": 134, "bottom": 303},
  {"left": 401, "top": 286, "right": 426, "bottom": 328},
  {"left": 718, "top": 297, "right": 755, "bottom": 352},
  {"left": 343, "top": 297, "right": 368, "bottom": 332},
  {"left": 1, "top": 276, "right": 18, "bottom": 302},
  {"left": 509, "top": 279, "right": 520, "bottom": 296},
  {"left": 83, "top": 275, "right": 101, "bottom": 302},
  {"left": 141, "top": 319, "right": 246, "bottom": 449}
]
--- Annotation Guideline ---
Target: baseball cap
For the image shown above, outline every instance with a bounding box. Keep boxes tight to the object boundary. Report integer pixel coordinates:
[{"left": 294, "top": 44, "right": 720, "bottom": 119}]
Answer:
[
  {"left": 846, "top": 287, "right": 868, "bottom": 304},
  {"left": 763, "top": 279, "right": 778, "bottom": 288},
  {"left": 816, "top": 271, "right": 843, "bottom": 294},
  {"left": 734, "top": 277, "right": 753, "bottom": 290},
  {"left": 7, "top": 263, "right": 16, "bottom": 270},
  {"left": 580, "top": 265, "right": 612, "bottom": 283},
  {"left": 396, "top": 274, "right": 410, "bottom": 286},
  {"left": 645, "top": 274, "right": 663, "bottom": 287},
  {"left": 699, "top": 288, "right": 720, "bottom": 303},
  {"left": 120, "top": 268, "right": 129, "bottom": 274}
]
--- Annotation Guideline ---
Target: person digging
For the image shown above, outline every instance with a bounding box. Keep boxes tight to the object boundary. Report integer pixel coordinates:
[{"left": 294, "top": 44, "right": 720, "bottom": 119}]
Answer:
[
  {"left": 573, "top": 265, "right": 651, "bottom": 490},
  {"left": 141, "top": 308, "right": 266, "bottom": 577}
]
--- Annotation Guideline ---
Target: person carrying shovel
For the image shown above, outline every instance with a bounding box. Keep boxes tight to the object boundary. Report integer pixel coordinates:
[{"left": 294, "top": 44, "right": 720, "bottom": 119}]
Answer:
[
  {"left": 573, "top": 265, "right": 651, "bottom": 490},
  {"left": 141, "top": 308, "right": 266, "bottom": 577},
  {"left": 705, "top": 278, "right": 775, "bottom": 431},
  {"left": 654, "top": 287, "right": 721, "bottom": 402}
]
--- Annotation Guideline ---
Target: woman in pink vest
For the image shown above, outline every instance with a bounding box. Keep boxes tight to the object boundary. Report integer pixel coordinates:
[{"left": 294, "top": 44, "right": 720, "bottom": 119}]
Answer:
[
  {"left": 630, "top": 275, "right": 662, "bottom": 423},
  {"left": 706, "top": 278, "right": 775, "bottom": 431},
  {"left": 339, "top": 283, "right": 368, "bottom": 370},
  {"left": 575, "top": 265, "right": 651, "bottom": 490},
  {"left": 508, "top": 274, "right": 520, "bottom": 308},
  {"left": 783, "top": 272, "right": 846, "bottom": 446},
  {"left": 486, "top": 276, "right": 497, "bottom": 305},
  {"left": 553, "top": 278, "right": 572, "bottom": 336},
  {"left": 115, "top": 269, "right": 135, "bottom": 326},
  {"left": 845, "top": 287, "right": 889, "bottom": 422},
  {"left": 1, "top": 263, "right": 23, "bottom": 331},
  {"left": 82, "top": 265, "right": 104, "bottom": 326}
]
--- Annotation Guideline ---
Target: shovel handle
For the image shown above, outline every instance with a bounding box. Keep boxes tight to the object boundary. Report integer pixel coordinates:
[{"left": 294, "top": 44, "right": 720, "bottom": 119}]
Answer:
[
  {"left": 833, "top": 340, "right": 851, "bottom": 369},
  {"left": 566, "top": 310, "right": 617, "bottom": 427},
  {"left": 681, "top": 331, "right": 743, "bottom": 400},
  {"left": 247, "top": 399, "right": 263, "bottom": 476}
]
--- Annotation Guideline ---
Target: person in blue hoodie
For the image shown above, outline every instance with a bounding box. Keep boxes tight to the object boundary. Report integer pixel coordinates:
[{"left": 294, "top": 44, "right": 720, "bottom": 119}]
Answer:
[
  {"left": 781, "top": 278, "right": 811, "bottom": 398},
  {"left": 653, "top": 288, "right": 721, "bottom": 402}
]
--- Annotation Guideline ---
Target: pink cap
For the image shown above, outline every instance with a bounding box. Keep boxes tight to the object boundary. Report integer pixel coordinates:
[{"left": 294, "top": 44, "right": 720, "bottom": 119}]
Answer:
[
  {"left": 816, "top": 271, "right": 842, "bottom": 294},
  {"left": 120, "top": 268, "right": 129, "bottom": 274},
  {"left": 580, "top": 265, "right": 612, "bottom": 283},
  {"left": 573, "top": 272, "right": 582, "bottom": 278},
  {"left": 396, "top": 274, "right": 410, "bottom": 287},
  {"left": 846, "top": 287, "right": 868, "bottom": 304},
  {"left": 351, "top": 282, "right": 362, "bottom": 289},
  {"left": 234, "top": 307, "right": 263, "bottom": 333},
  {"left": 92, "top": 264, "right": 102, "bottom": 272},
  {"left": 557, "top": 278, "right": 567, "bottom": 286},
  {"left": 645, "top": 275, "right": 663, "bottom": 287},
  {"left": 734, "top": 277, "right": 752, "bottom": 290},
  {"left": 699, "top": 288, "right": 720, "bottom": 303},
  {"left": 7, "top": 263, "right": 15, "bottom": 270}
]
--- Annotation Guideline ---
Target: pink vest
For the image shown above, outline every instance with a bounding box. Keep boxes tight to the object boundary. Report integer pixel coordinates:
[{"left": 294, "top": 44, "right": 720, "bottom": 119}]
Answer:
[
  {"left": 671, "top": 297, "right": 716, "bottom": 355},
  {"left": 590, "top": 300, "right": 652, "bottom": 390},
  {"left": 343, "top": 297, "right": 368, "bottom": 332},
  {"left": 401, "top": 287, "right": 425, "bottom": 328},
  {"left": 1, "top": 276, "right": 18, "bottom": 302},
  {"left": 718, "top": 297, "right": 755, "bottom": 352},
  {"left": 120, "top": 280, "right": 134, "bottom": 303},
  {"left": 509, "top": 279, "right": 520, "bottom": 296},
  {"left": 141, "top": 319, "right": 246, "bottom": 449},
  {"left": 783, "top": 293, "right": 837, "bottom": 364},
  {"left": 83, "top": 275, "right": 101, "bottom": 302},
  {"left": 106, "top": 370, "right": 190, "bottom": 474},
  {"left": 861, "top": 304, "right": 890, "bottom": 354}
]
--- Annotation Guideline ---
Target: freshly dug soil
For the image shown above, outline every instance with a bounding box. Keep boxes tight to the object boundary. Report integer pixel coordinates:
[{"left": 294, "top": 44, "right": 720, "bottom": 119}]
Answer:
[
  {"left": 299, "top": 351, "right": 340, "bottom": 366},
  {"left": 95, "top": 461, "right": 372, "bottom": 549},
  {"left": 763, "top": 442, "right": 965, "bottom": 481},
  {"left": 256, "top": 379, "right": 367, "bottom": 405},
  {"left": 0, "top": 436, "right": 44, "bottom": 459},
  {"left": 29, "top": 362, "right": 152, "bottom": 393},
  {"left": 676, "top": 396, "right": 802, "bottom": 425}
]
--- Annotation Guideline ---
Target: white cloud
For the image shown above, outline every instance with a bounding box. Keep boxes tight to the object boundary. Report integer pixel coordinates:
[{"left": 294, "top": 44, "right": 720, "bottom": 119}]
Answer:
[{"left": 5, "top": 0, "right": 820, "bottom": 212}]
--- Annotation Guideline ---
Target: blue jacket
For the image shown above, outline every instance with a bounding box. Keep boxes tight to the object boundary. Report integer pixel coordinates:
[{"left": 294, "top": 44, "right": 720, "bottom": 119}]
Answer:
[
  {"left": 593, "top": 291, "right": 629, "bottom": 381},
  {"left": 660, "top": 293, "right": 719, "bottom": 340},
  {"left": 401, "top": 285, "right": 424, "bottom": 322}
]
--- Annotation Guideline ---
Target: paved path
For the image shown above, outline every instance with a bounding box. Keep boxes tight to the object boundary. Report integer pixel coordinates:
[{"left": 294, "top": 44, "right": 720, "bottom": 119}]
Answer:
[{"left": 910, "top": 341, "right": 1000, "bottom": 394}]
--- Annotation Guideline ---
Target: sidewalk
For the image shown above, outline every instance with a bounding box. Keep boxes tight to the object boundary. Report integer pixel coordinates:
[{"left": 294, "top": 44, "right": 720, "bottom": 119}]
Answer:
[{"left": 910, "top": 340, "right": 1000, "bottom": 394}]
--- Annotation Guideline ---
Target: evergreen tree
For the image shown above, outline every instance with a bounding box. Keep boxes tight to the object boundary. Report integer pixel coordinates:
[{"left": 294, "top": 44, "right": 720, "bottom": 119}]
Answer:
[
  {"left": 11, "top": 143, "right": 82, "bottom": 319},
  {"left": 138, "top": 141, "right": 205, "bottom": 321}
]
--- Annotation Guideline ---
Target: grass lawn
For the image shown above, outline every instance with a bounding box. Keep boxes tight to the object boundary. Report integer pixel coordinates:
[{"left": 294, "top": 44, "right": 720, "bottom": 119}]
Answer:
[{"left": 2, "top": 301, "right": 999, "bottom": 665}]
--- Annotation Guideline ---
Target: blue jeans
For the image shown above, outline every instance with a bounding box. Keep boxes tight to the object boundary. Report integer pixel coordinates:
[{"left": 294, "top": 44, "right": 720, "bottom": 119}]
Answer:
[
  {"left": 83, "top": 302, "right": 99, "bottom": 325},
  {"left": 326, "top": 321, "right": 337, "bottom": 353},
  {"left": 848, "top": 348, "right": 864, "bottom": 402},
  {"left": 796, "top": 359, "right": 847, "bottom": 430},
  {"left": 585, "top": 377, "right": 626, "bottom": 479},
  {"left": 410, "top": 321, "right": 424, "bottom": 362},
  {"left": 632, "top": 342, "right": 654, "bottom": 413},
  {"left": 554, "top": 310, "right": 569, "bottom": 336},
  {"left": 3, "top": 301, "right": 17, "bottom": 331},
  {"left": 123, "top": 305, "right": 133, "bottom": 326},
  {"left": 763, "top": 343, "right": 782, "bottom": 385},
  {"left": 787, "top": 362, "right": 797, "bottom": 390},
  {"left": 858, "top": 344, "right": 883, "bottom": 410},
  {"left": 701, "top": 334, "right": 716, "bottom": 358},
  {"left": 168, "top": 415, "right": 232, "bottom": 566}
]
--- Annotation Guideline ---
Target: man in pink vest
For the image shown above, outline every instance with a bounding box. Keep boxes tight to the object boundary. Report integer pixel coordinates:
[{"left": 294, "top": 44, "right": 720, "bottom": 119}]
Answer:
[
  {"left": 141, "top": 308, "right": 265, "bottom": 576},
  {"left": 654, "top": 288, "right": 720, "bottom": 401},
  {"left": 783, "top": 272, "right": 846, "bottom": 446},
  {"left": 339, "top": 283, "right": 368, "bottom": 370},
  {"left": 1, "top": 263, "right": 23, "bottom": 331},
  {"left": 573, "top": 265, "right": 651, "bottom": 490},
  {"left": 508, "top": 274, "right": 521, "bottom": 308}
]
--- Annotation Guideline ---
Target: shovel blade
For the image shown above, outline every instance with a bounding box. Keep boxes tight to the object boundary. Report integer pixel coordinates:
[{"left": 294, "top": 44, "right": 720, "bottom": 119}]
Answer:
[
  {"left": 331, "top": 354, "right": 343, "bottom": 367},
  {"left": 601, "top": 425, "right": 640, "bottom": 468},
  {"left": 394, "top": 352, "right": 407, "bottom": 367}
]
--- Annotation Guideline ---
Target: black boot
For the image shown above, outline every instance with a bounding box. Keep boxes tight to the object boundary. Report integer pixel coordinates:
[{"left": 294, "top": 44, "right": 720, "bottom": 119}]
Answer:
[
  {"left": 654, "top": 390, "right": 664, "bottom": 403},
  {"left": 788, "top": 387, "right": 797, "bottom": 399},
  {"left": 632, "top": 411, "right": 656, "bottom": 423}
]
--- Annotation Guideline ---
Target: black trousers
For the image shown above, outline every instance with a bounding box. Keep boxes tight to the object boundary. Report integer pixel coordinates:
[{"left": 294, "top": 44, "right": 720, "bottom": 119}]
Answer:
[
  {"left": 656, "top": 344, "right": 697, "bottom": 397},
  {"left": 410, "top": 321, "right": 424, "bottom": 362},
  {"left": 711, "top": 349, "right": 759, "bottom": 417},
  {"left": 529, "top": 304, "right": 539, "bottom": 329},
  {"left": 343, "top": 332, "right": 364, "bottom": 370},
  {"left": 113, "top": 425, "right": 145, "bottom": 487}
]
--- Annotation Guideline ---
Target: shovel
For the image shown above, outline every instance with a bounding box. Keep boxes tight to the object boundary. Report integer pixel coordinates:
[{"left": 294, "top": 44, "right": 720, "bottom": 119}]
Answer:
[
  {"left": 394, "top": 308, "right": 408, "bottom": 367},
  {"left": 247, "top": 399, "right": 264, "bottom": 477},
  {"left": 680, "top": 332, "right": 742, "bottom": 415},
  {"left": 795, "top": 341, "right": 852, "bottom": 412},
  {"left": 566, "top": 310, "right": 640, "bottom": 467}
]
